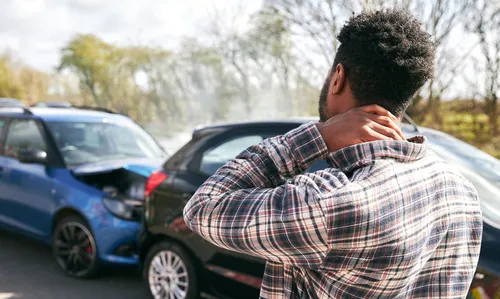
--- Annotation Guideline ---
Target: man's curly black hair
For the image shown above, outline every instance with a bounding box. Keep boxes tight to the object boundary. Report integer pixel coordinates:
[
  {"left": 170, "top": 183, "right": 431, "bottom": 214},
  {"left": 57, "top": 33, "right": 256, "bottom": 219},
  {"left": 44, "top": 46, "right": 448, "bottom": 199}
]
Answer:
[{"left": 333, "top": 9, "right": 435, "bottom": 115}]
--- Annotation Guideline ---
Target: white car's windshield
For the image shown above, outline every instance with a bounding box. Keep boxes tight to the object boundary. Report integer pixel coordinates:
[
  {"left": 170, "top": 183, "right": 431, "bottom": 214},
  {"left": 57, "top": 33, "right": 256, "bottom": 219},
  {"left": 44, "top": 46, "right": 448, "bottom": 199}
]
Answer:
[
  {"left": 403, "top": 123, "right": 500, "bottom": 181},
  {"left": 420, "top": 129, "right": 500, "bottom": 227},
  {"left": 46, "top": 121, "right": 167, "bottom": 166},
  {"left": 426, "top": 131, "right": 500, "bottom": 181}
]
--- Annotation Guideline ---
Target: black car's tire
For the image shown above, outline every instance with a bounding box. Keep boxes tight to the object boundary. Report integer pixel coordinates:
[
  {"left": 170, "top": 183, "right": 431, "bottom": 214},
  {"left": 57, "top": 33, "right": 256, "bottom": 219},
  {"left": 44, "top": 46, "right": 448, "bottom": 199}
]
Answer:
[
  {"left": 143, "top": 241, "right": 199, "bottom": 299},
  {"left": 52, "top": 215, "right": 100, "bottom": 279}
]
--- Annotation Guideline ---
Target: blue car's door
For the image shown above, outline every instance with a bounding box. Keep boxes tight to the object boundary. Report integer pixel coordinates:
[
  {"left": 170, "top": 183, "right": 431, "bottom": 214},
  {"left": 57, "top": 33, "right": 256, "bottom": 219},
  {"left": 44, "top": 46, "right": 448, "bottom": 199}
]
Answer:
[{"left": 0, "top": 118, "right": 55, "bottom": 238}]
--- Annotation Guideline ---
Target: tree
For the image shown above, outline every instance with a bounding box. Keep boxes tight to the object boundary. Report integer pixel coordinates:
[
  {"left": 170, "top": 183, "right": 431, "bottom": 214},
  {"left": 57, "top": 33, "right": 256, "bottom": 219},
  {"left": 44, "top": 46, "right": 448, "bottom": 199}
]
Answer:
[
  {"left": 58, "top": 34, "right": 148, "bottom": 120},
  {"left": 154, "top": 40, "right": 231, "bottom": 123},
  {"left": 0, "top": 54, "right": 50, "bottom": 104},
  {"left": 204, "top": 3, "right": 320, "bottom": 119},
  {"left": 262, "top": 0, "right": 350, "bottom": 81},
  {"left": 263, "top": 0, "right": 471, "bottom": 125},
  {"left": 410, "top": 0, "right": 470, "bottom": 127},
  {"left": 468, "top": 0, "right": 500, "bottom": 135},
  {"left": 59, "top": 34, "right": 115, "bottom": 106},
  {"left": 0, "top": 55, "right": 24, "bottom": 100},
  {"left": 19, "top": 67, "right": 49, "bottom": 105},
  {"left": 205, "top": 6, "right": 256, "bottom": 115},
  {"left": 244, "top": 10, "right": 297, "bottom": 115}
]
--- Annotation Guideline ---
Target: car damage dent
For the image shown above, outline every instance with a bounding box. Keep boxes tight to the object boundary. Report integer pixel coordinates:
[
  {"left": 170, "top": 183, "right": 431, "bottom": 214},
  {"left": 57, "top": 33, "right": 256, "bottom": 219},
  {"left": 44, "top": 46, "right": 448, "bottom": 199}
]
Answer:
[{"left": 71, "top": 159, "right": 162, "bottom": 201}]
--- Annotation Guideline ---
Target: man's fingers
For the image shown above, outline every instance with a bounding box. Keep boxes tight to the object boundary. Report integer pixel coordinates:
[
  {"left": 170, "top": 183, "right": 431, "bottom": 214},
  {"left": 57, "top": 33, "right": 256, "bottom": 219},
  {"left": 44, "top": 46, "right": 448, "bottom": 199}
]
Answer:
[
  {"left": 358, "top": 104, "right": 397, "bottom": 121},
  {"left": 361, "top": 127, "right": 392, "bottom": 142},
  {"left": 365, "top": 113, "right": 406, "bottom": 141},
  {"left": 369, "top": 123, "right": 404, "bottom": 141}
]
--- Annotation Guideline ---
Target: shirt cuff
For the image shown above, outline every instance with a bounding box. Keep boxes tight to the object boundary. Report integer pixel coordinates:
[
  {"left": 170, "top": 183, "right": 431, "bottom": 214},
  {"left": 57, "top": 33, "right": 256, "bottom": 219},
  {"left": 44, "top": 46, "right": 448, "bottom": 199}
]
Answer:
[{"left": 285, "top": 121, "right": 329, "bottom": 171}]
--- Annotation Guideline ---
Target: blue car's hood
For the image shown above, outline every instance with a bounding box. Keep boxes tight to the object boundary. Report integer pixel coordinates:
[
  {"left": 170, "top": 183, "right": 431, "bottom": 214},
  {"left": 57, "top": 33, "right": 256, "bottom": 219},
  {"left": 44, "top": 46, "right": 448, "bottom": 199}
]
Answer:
[{"left": 71, "top": 158, "right": 163, "bottom": 177}]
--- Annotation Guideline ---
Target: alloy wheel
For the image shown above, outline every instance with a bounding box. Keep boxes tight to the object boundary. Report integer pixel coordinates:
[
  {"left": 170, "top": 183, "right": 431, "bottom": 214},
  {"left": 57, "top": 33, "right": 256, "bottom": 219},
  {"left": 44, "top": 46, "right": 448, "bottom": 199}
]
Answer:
[
  {"left": 148, "top": 250, "right": 189, "bottom": 299},
  {"left": 53, "top": 222, "right": 97, "bottom": 277}
]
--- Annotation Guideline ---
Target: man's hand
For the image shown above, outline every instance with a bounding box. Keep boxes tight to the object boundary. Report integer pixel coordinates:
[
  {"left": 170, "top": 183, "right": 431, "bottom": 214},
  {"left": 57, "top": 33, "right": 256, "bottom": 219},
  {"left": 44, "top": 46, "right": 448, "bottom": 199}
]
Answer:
[{"left": 316, "top": 105, "right": 406, "bottom": 153}]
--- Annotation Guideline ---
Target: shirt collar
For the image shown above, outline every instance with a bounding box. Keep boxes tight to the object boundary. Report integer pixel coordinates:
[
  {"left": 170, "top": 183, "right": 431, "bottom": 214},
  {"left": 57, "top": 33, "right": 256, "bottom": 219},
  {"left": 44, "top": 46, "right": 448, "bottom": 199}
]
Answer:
[{"left": 326, "top": 136, "right": 428, "bottom": 172}]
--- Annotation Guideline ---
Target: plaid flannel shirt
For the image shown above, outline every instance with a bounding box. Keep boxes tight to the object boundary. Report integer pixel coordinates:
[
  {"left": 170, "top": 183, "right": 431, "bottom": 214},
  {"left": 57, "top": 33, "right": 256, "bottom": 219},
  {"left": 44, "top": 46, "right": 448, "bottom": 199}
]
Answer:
[{"left": 184, "top": 122, "right": 483, "bottom": 299}]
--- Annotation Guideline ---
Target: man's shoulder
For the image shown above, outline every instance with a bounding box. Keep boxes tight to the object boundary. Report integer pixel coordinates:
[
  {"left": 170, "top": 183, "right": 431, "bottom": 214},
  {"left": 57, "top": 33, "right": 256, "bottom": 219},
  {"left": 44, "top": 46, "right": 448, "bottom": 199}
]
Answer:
[
  {"left": 364, "top": 149, "right": 476, "bottom": 192},
  {"left": 421, "top": 150, "right": 479, "bottom": 195},
  {"left": 423, "top": 149, "right": 467, "bottom": 176}
]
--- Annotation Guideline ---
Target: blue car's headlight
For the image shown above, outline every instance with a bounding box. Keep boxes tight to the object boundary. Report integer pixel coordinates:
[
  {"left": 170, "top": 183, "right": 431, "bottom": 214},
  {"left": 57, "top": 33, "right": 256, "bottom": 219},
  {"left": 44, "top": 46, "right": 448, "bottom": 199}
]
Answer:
[{"left": 102, "top": 197, "right": 143, "bottom": 221}]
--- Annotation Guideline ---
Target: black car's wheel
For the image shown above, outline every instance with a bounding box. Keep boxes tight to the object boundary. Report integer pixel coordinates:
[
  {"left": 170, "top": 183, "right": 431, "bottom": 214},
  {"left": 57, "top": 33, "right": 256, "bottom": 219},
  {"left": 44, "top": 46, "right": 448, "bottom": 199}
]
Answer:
[
  {"left": 143, "top": 241, "right": 198, "bottom": 299},
  {"left": 52, "top": 215, "right": 100, "bottom": 278}
]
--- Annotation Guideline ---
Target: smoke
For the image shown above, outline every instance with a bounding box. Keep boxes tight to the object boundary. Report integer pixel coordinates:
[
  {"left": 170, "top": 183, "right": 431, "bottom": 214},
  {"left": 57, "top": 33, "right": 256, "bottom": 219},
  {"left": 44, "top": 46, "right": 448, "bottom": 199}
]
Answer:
[{"left": 147, "top": 82, "right": 319, "bottom": 151}]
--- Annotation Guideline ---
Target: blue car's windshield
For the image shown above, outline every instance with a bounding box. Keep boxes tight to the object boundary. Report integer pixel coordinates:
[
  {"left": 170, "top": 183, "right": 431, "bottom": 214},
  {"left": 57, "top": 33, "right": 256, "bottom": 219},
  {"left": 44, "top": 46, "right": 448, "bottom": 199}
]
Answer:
[{"left": 46, "top": 121, "right": 167, "bottom": 166}]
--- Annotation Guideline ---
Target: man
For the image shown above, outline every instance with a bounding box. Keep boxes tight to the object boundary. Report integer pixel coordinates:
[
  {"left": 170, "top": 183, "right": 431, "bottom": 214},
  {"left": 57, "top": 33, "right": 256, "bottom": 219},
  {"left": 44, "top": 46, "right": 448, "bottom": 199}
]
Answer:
[{"left": 184, "top": 9, "right": 482, "bottom": 299}]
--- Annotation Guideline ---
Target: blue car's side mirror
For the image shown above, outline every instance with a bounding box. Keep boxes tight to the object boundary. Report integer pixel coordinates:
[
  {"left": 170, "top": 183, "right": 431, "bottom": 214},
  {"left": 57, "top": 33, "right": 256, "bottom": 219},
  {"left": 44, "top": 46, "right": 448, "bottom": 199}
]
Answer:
[{"left": 17, "top": 149, "right": 48, "bottom": 165}]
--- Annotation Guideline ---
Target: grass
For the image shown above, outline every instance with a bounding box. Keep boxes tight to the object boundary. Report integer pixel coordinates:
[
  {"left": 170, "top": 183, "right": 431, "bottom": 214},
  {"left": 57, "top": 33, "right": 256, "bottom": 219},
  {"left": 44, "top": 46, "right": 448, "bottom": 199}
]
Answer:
[{"left": 415, "top": 101, "right": 500, "bottom": 159}]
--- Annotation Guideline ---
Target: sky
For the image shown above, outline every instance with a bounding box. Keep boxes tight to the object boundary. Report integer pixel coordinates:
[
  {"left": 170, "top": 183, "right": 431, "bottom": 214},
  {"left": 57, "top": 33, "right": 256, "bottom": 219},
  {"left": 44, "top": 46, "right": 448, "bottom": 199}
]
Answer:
[{"left": 0, "top": 0, "right": 262, "bottom": 71}]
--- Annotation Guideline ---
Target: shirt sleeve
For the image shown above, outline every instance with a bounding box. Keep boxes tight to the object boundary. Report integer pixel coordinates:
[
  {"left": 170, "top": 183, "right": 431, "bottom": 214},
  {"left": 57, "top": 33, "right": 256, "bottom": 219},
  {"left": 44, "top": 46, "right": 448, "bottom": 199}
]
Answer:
[{"left": 183, "top": 122, "right": 345, "bottom": 269}]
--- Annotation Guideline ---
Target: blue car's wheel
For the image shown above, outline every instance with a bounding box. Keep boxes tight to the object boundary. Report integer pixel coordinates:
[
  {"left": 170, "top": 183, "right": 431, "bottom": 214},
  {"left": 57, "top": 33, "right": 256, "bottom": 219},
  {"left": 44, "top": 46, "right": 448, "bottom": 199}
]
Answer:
[{"left": 52, "top": 215, "right": 100, "bottom": 278}]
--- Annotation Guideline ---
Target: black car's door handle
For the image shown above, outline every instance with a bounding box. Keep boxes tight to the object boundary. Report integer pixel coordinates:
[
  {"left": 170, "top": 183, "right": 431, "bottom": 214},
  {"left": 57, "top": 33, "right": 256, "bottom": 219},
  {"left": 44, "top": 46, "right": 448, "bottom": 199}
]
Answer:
[{"left": 181, "top": 193, "right": 192, "bottom": 201}]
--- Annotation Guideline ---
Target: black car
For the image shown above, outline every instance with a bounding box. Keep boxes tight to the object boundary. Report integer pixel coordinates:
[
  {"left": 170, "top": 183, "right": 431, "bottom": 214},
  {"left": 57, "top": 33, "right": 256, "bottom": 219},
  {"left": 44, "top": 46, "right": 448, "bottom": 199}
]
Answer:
[{"left": 139, "top": 118, "right": 500, "bottom": 299}]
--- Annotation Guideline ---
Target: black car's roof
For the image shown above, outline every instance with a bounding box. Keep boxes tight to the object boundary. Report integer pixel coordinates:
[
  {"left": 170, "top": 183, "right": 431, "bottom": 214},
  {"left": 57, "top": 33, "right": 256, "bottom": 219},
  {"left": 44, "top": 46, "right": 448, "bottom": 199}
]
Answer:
[
  {"left": 191, "top": 116, "right": 422, "bottom": 139},
  {"left": 192, "top": 118, "right": 318, "bottom": 139}
]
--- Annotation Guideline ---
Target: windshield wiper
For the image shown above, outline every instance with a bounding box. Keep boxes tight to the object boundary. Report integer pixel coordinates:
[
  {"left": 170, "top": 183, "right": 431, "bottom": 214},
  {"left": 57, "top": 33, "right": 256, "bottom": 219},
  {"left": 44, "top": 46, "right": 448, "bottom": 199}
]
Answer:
[{"left": 403, "top": 113, "right": 422, "bottom": 134}]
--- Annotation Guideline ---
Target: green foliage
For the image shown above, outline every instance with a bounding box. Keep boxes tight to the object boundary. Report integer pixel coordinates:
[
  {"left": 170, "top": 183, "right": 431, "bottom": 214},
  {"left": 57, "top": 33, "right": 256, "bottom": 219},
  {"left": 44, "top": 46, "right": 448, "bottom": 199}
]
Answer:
[
  {"left": 414, "top": 100, "right": 500, "bottom": 159},
  {"left": 58, "top": 34, "right": 159, "bottom": 121},
  {"left": 0, "top": 56, "right": 24, "bottom": 99},
  {"left": 19, "top": 66, "right": 49, "bottom": 104},
  {"left": 0, "top": 54, "right": 49, "bottom": 104},
  {"left": 59, "top": 34, "right": 124, "bottom": 102}
]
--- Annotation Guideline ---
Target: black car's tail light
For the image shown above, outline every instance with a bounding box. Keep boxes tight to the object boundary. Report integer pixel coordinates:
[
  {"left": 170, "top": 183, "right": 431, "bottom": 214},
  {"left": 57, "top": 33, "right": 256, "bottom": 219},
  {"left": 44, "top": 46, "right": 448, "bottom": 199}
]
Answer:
[{"left": 145, "top": 171, "right": 168, "bottom": 198}]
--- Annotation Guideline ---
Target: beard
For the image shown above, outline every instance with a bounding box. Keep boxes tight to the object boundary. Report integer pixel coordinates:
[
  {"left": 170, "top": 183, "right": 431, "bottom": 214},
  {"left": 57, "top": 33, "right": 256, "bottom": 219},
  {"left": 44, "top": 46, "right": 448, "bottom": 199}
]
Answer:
[{"left": 318, "top": 76, "right": 330, "bottom": 122}]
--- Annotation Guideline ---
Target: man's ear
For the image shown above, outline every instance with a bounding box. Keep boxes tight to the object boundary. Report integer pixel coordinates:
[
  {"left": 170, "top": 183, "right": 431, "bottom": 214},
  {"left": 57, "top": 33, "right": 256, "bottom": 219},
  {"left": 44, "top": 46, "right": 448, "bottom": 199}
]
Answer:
[{"left": 330, "top": 63, "right": 346, "bottom": 95}]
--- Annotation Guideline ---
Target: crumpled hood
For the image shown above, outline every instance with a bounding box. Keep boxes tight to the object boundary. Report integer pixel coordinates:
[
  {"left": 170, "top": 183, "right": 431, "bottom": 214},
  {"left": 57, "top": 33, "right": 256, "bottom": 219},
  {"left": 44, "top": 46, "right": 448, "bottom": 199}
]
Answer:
[{"left": 71, "top": 158, "right": 163, "bottom": 177}]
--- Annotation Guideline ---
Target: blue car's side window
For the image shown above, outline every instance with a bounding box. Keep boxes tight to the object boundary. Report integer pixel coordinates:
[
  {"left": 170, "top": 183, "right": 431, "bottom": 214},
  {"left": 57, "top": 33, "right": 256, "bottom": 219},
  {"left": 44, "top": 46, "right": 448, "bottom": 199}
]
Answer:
[{"left": 4, "top": 119, "right": 46, "bottom": 159}]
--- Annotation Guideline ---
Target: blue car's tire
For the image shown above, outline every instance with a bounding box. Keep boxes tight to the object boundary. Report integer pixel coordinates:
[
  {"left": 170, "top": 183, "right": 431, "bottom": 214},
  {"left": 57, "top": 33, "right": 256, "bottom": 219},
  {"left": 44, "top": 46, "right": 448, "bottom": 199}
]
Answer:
[
  {"left": 52, "top": 215, "right": 100, "bottom": 278},
  {"left": 143, "top": 241, "right": 198, "bottom": 299}
]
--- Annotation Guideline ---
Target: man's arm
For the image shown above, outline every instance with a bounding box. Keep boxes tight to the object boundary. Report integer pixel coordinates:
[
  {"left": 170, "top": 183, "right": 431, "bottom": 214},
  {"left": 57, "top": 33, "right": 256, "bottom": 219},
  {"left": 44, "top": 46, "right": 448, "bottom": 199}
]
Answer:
[{"left": 183, "top": 122, "right": 335, "bottom": 268}]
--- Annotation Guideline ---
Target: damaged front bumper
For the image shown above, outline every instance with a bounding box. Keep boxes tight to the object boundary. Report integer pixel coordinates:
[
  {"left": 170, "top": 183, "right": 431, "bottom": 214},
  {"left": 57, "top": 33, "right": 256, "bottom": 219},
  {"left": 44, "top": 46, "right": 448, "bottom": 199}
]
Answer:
[
  {"left": 89, "top": 201, "right": 142, "bottom": 265},
  {"left": 69, "top": 158, "right": 163, "bottom": 266}
]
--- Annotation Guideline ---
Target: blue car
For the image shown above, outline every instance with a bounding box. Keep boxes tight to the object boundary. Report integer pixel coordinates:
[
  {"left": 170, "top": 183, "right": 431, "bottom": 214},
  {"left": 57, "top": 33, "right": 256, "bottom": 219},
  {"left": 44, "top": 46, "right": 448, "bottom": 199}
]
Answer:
[{"left": 0, "top": 106, "right": 167, "bottom": 278}]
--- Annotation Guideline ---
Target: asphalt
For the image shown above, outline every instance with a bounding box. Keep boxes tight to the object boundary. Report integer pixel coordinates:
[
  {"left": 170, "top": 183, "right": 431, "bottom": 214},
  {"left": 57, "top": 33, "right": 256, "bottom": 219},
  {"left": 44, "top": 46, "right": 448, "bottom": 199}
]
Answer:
[{"left": 0, "top": 230, "right": 147, "bottom": 299}]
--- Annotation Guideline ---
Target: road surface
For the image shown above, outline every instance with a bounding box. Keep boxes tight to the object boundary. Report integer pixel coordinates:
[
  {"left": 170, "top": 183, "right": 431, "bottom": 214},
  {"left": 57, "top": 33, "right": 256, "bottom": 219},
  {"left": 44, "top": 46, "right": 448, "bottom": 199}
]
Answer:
[{"left": 0, "top": 230, "right": 146, "bottom": 299}]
